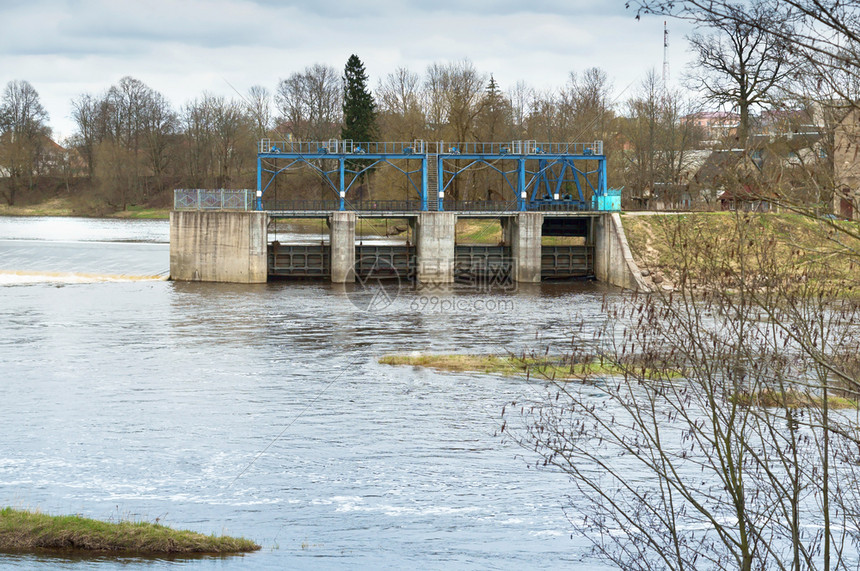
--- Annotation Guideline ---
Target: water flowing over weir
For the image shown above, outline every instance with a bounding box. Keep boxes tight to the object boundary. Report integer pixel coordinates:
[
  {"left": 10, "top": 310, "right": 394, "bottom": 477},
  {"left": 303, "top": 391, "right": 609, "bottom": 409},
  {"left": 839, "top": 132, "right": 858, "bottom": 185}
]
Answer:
[{"left": 0, "top": 216, "right": 627, "bottom": 570}]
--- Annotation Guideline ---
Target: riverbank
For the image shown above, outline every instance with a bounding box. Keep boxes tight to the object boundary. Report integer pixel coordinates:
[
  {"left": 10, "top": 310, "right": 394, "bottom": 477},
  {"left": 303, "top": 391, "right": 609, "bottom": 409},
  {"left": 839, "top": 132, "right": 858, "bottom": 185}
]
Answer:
[
  {"left": 621, "top": 211, "right": 860, "bottom": 291},
  {"left": 0, "top": 508, "right": 259, "bottom": 554},
  {"left": 0, "top": 198, "right": 170, "bottom": 219}
]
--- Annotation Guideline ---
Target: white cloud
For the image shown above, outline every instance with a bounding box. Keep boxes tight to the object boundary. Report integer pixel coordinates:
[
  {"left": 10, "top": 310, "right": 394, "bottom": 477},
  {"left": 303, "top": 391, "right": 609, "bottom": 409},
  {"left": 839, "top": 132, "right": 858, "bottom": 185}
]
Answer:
[{"left": 0, "top": 0, "right": 696, "bottom": 140}]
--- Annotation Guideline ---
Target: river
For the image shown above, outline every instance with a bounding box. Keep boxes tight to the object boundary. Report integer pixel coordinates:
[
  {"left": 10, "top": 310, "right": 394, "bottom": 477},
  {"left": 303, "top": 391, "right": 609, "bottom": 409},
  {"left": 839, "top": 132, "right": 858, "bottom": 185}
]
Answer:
[{"left": 0, "top": 216, "right": 617, "bottom": 569}]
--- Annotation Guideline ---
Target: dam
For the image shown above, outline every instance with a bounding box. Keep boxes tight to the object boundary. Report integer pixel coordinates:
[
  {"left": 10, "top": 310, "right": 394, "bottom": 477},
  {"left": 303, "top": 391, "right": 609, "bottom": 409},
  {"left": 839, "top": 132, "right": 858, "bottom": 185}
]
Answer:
[{"left": 169, "top": 140, "right": 647, "bottom": 291}]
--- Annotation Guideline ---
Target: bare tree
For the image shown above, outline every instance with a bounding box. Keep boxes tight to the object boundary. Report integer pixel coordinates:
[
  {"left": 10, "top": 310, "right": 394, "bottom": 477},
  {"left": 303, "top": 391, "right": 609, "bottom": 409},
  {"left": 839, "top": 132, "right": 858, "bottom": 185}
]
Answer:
[
  {"left": 376, "top": 67, "right": 424, "bottom": 141},
  {"left": 422, "top": 60, "right": 486, "bottom": 144},
  {"left": 211, "top": 96, "right": 251, "bottom": 187},
  {"left": 0, "top": 80, "right": 50, "bottom": 205},
  {"left": 275, "top": 64, "right": 341, "bottom": 141},
  {"left": 505, "top": 211, "right": 860, "bottom": 570},
  {"left": 507, "top": 80, "right": 534, "bottom": 140},
  {"left": 92, "top": 77, "right": 177, "bottom": 208},
  {"left": 631, "top": 0, "right": 860, "bottom": 222},
  {"left": 685, "top": 3, "right": 794, "bottom": 145},
  {"left": 632, "top": 1, "right": 860, "bottom": 113},
  {"left": 558, "top": 67, "right": 614, "bottom": 142},
  {"left": 69, "top": 93, "right": 105, "bottom": 180},
  {"left": 246, "top": 85, "right": 272, "bottom": 141},
  {"left": 623, "top": 70, "right": 704, "bottom": 208}
]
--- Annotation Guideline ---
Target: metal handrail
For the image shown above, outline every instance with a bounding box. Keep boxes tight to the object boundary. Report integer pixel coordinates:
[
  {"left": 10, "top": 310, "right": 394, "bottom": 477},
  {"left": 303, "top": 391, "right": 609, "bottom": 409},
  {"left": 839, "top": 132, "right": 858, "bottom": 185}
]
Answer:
[
  {"left": 442, "top": 200, "right": 520, "bottom": 212},
  {"left": 259, "top": 139, "right": 604, "bottom": 156},
  {"left": 174, "top": 189, "right": 254, "bottom": 211},
  {"left": 263, "top": 199, "right": 423, "bottom": 212}
]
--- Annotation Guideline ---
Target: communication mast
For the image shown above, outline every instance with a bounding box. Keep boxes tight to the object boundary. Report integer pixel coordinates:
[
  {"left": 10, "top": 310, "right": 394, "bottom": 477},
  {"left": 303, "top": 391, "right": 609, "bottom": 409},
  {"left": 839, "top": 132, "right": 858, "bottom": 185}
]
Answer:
[{"left": 662, "top": 21, "right": 670, "bottom": 86}]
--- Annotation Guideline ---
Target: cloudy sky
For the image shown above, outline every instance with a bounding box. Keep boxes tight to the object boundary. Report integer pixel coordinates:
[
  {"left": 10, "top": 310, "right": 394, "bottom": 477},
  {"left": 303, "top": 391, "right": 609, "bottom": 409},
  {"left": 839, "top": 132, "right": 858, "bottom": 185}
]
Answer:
[{"left": 0, "top": 0, "right": 697, "bottom": 140}]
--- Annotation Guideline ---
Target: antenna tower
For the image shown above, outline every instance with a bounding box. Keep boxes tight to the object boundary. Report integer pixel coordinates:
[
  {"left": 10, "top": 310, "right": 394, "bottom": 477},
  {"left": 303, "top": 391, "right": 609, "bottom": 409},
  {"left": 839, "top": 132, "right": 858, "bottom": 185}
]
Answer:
[{"left": 663, "top": 21, "right": 670, "bottom": 86}]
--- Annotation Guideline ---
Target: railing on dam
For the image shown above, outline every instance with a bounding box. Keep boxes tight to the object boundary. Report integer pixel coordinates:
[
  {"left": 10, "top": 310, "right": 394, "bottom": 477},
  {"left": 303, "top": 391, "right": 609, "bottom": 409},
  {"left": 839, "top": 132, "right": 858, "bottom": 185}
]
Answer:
[
  {"left": 259, "top": 139, "right": 604, "bottom": 157},
  {"left": 263, "top": 199, "right": 596, "bottom": 213},
  {"left": 174, "top": 189, "right": 254, "bottom": 211}
]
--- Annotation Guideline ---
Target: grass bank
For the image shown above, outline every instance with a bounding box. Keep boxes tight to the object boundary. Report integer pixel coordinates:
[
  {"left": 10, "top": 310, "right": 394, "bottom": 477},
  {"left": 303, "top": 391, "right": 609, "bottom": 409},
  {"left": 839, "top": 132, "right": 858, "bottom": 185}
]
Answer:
[
  {"left": 621, "top": 212, "right": 860, "bottom": 290},
  {"left": 0, "top": 508, "right": 259, "bottom": 554},
  {"left": 0, "top": 198, "right": 169, "bottom": 219}
]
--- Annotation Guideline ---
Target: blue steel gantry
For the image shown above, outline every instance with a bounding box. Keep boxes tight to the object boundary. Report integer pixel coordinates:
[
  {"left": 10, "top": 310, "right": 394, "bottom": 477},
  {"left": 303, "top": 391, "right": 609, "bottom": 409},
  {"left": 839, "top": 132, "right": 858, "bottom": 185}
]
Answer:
[{"left": 256, "top": 139, "right": 616, "bottom": 212}]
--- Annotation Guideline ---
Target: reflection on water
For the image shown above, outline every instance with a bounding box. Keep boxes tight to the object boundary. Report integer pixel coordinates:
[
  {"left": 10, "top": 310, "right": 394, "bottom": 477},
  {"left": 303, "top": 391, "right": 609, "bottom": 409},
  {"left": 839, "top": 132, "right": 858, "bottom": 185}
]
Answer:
[{"left": 0, "top": 217, "right": 617, "bottom": 570}]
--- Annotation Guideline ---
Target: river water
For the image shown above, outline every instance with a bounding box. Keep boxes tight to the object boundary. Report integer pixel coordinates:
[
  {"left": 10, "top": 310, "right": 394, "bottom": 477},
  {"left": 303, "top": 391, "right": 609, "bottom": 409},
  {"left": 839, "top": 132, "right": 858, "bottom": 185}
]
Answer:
[{"left": 0, "top": 216, "right": 617, "bottom": 569}]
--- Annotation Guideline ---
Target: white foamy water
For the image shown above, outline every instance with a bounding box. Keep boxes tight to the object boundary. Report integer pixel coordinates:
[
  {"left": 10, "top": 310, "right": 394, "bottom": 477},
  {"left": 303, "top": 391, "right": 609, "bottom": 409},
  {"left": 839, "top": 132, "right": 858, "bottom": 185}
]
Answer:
[{"left": 0, "top": 270, "right": 168, "bottom": 285}]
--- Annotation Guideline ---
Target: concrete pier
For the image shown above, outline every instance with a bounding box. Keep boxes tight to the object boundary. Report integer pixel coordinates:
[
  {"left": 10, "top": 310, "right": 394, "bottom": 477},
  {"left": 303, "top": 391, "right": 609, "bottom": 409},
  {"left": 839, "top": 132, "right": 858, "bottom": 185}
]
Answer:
[
  {"left": 508, "top": 212, "right": 543, "bottom": 283},
  {"left": 329, "top": 211, "right": 356, "bottom": 283},
  {"left": 169, "top": 210, "right": 268, "bottom": 283},
  {"left": 415, "top": 212, "right": 456, "bottom": 284},
  {"left": 593, "top": 212, "right": 649, "bottom": 291}
]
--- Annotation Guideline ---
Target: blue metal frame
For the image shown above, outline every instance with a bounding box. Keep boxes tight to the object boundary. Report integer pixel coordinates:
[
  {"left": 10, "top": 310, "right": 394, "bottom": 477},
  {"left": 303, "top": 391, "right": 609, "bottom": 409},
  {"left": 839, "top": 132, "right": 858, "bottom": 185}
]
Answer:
[{"left": 256, "top": 140, "right": 609, "bottom": 211}]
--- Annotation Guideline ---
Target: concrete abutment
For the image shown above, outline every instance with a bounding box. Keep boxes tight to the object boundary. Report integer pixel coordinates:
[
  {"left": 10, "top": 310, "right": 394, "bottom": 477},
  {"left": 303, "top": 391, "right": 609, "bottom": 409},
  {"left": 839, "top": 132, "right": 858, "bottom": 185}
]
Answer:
[
  {"left": 169, "top": 210, "right": 648, "bottom": 291},
  {"left": 169, "top": 210, "right": 268, "bottom": 283}
]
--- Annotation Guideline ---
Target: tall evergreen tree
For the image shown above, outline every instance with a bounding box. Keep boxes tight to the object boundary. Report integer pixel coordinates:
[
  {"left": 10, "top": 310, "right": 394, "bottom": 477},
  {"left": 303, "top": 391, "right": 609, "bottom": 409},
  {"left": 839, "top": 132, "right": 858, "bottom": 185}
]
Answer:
[{"left": 341, "top": 55, "right": 377, "bottom": 143}]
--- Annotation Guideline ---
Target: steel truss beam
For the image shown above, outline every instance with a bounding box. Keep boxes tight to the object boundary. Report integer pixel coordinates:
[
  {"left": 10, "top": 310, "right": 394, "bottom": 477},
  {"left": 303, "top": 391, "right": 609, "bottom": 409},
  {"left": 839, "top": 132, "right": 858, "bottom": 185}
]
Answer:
[{"left": 257, "top": 140, "right": 609, "bottom": 212}]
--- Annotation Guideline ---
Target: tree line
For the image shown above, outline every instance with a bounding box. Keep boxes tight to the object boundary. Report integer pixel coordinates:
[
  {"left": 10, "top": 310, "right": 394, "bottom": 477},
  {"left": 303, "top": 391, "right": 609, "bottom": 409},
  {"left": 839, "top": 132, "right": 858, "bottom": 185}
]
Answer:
[{"left": 1, "top": 0, "right": 857, "bottom": 211}]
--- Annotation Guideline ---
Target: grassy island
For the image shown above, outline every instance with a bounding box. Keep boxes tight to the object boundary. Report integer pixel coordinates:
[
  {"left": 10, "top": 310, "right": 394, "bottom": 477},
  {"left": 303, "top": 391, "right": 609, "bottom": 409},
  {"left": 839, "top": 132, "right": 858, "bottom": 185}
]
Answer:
[
  {"left": 731, "top": 389, "right": 858, "bottom": 410},
  {"left": 378, "top": 353, "right": 660, "bottom": 380},
  {"left": 0, "top": 508, "right": 260, "bottom": 554}
]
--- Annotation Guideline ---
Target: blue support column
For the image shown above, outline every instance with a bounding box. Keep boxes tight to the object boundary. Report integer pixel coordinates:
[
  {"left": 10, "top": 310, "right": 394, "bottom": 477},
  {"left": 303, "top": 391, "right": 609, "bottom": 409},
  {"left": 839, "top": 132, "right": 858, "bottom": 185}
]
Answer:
[
  {"left": 421, "top": 156, "right": 428, "bottom": 211},
  {"left": 256, "top": 157, "right": 262, "bottom": 210},
  {"left": 517, "top": 158, "right": 526, "bottom": 211},
  {"left": 437, "top": 155, "right": 445, "bottom": 211},
  {"left": 339, "top": 158, "right": 346, "bottom": 211},
  {"left": 599, "top": 156, "right": 608, "bottom": 197}
]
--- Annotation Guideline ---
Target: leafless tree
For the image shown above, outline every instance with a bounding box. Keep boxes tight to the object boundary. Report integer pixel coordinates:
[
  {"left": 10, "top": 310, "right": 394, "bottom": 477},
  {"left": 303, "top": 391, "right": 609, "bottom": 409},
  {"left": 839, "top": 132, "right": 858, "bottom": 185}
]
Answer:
[
  {"left": 69, "top": 93, "right": 105, "bottom": 180},
  {"left": 558, "top": 67, "right": 615, "bottom": 142},
  {"left": 684, "top": 3, "right": 794, "bottom": 145},
  {"left": 505, "top": 211, "right": 860, "bottom": 570},
  {"left": 275, "top": 63, "right": 341, "bottom": 141},
  {"left": 507, "top": 80, "right": 534, "bottom": 140},
  {"left": 623, "top": 70, "right": 704, "bottom": 208},
  {"left": 246, "top": 84, "right": 272, "bottom": 141},
  {"left": 0, "top": 80, "right": 50, "bottom": 205},
  {"left": 376, "top": 67, "right": 424, "bottom": 141}
]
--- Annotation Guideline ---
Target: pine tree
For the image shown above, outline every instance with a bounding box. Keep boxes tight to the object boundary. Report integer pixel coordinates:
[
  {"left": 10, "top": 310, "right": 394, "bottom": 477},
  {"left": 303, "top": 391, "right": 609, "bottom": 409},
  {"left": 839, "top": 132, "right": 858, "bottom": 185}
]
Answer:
[{"left": 341, "top": 55, "right": 377, "bottom": 143}]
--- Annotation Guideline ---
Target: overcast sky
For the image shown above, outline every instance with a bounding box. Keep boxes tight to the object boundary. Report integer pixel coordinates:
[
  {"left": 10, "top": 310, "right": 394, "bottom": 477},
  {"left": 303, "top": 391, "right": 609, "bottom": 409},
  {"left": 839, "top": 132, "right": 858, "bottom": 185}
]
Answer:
[{"left": 0, "top": 0, "right": 697, "bottom": 140}]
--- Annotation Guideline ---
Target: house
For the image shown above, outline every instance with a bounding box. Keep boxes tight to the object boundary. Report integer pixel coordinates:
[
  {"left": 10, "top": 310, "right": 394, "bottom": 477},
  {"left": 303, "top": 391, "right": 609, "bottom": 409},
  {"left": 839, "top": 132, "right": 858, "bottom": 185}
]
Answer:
[
  {"left": 833, "top": 107, "right": 860, "bottom": 220},
  {"left": 682, "top": 112, "right": 741, "bottom": 144},
  {"left": 0, "top": 132, "right": 70, "bottom": 177},
  {"left": 689, "top": 149, "right": 764, "bottom": 210}
]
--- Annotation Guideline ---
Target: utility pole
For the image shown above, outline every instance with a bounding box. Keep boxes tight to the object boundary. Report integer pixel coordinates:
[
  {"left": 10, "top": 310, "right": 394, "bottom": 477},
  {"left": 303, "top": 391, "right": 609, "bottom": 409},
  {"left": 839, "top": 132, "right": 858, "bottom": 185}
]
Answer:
[{"left": 663, "top": 21, "right": 670, "bottom": 87}]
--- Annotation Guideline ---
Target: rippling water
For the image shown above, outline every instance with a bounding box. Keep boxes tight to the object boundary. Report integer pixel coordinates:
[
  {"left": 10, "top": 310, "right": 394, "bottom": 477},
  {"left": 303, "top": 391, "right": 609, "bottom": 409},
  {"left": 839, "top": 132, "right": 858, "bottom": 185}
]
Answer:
[{"left": 0, "top": 216, "right": 617, "bottom": 569}]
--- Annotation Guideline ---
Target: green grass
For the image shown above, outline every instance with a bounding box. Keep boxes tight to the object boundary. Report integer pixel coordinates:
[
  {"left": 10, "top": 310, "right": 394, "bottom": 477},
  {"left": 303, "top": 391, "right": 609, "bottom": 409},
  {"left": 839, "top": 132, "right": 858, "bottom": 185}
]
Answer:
[
  {"left": 110, "top": 206, "right": 170, "bottom": 219},
  {"left": 455, "top": 220, "right": 502, "bottom": 244},
  {"left": 378, "top": 353, "right": 675, "bottom": 380},
  {"left": 0, "top": 508, "right": 260, "bottom": 554},
  {"left": 621, "top": 211, "right": 860, "bottom": 293},
  {"left": 730, "top": 389, "right": 858, "bottom": 410},
  {"left": 0, "top": 199, "right": 170, "bottom": 219},
  {"left": 271, "top": 218, "right": 411, "bottom": 237}
]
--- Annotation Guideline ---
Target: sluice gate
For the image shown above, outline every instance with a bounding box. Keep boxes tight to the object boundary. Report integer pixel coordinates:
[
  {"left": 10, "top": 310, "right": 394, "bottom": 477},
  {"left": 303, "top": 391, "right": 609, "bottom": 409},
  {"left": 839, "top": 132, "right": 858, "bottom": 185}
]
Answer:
[
  {"left": 267, "top": 243, "right": 594, "bottom": 281},
  {"left": 355, "top": 245, "right": 414, "bottom": 279},
  {"left": 541, "top": 246, "right": 594, "bottom": 278},
  {"left": 454, "top": 245, "right": 511, "bottom": 283}
]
